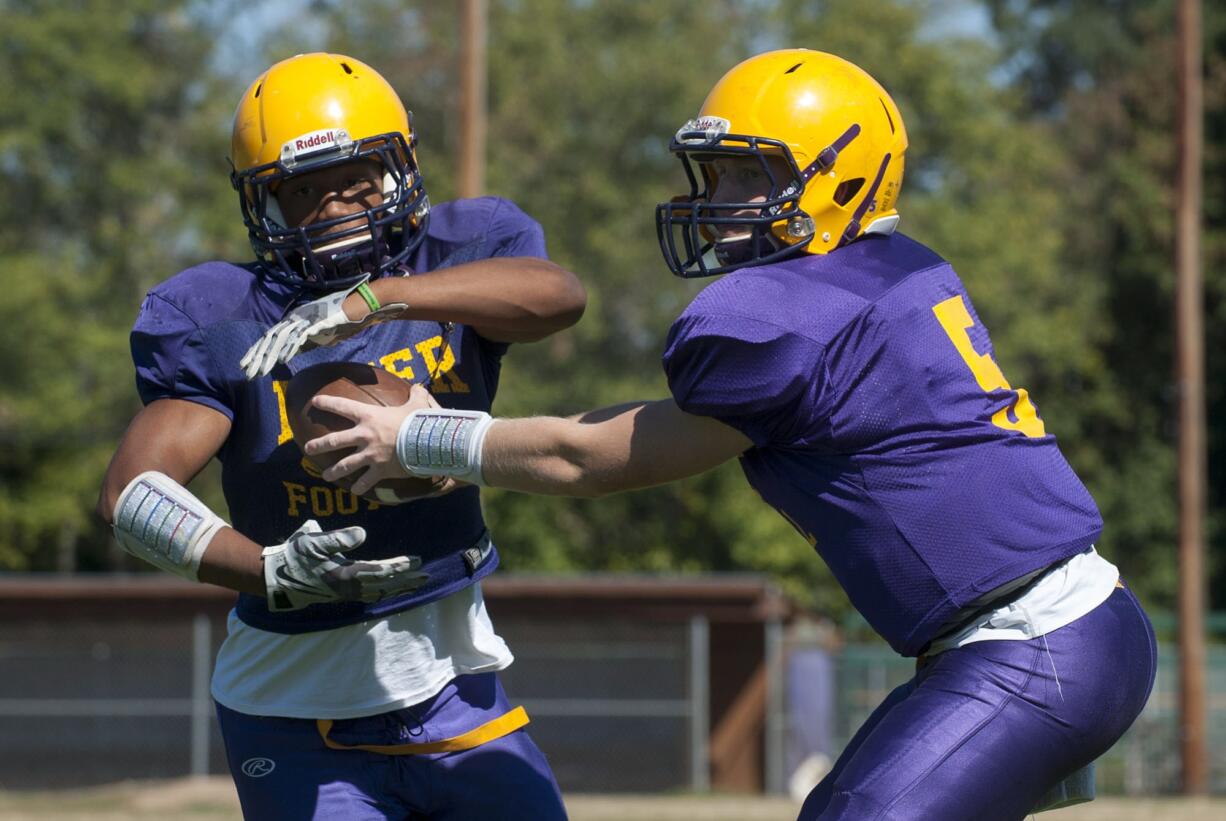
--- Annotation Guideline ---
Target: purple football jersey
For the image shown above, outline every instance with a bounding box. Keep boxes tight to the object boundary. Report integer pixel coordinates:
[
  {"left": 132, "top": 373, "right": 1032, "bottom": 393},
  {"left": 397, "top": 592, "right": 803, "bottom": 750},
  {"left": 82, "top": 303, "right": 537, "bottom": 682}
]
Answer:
[
  {"left": 131, "top": 197, "right": 546, "bottom": 633},
  {"left": 663, "top": 233, "right": 1102, "bottom": 656}
]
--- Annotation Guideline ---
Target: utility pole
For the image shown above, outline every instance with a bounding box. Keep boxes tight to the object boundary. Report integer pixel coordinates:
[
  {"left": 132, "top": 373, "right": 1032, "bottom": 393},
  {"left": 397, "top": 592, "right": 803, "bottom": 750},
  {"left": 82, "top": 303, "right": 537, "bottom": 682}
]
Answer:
[
  {"left": 1175, "top": 0, "right": 1207, "bottom": 795},
  {"left": 458, "top": 0, "right": 488, "bottom": 198}
]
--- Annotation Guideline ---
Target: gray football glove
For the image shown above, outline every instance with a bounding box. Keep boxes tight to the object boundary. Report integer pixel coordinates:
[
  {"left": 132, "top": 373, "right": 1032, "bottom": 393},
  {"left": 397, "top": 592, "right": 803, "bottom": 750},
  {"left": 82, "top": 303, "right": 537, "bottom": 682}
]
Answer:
[
  {"left": 261, "top": 519, "right": 428, "bottom": 612},
  {"left": 240, "top": 276, "right": 407, "bottom": 379}
]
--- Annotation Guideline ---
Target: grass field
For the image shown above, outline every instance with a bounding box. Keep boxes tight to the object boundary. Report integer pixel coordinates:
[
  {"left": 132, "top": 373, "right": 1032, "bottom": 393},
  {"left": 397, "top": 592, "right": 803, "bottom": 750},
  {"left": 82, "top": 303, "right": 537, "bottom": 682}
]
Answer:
[{"left": 0, "top": 778, "right": 1222, "bottom": 821}]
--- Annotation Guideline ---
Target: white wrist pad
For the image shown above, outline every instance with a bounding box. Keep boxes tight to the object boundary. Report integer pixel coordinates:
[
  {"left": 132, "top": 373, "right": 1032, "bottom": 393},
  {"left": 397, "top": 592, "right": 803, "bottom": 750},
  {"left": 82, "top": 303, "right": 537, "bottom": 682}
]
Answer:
[
  {"left": 395, "top": 409, "right": 495, "bottom": 486},
  {"left": 112, "top": 471, "right": 226, "bottom": 581}
]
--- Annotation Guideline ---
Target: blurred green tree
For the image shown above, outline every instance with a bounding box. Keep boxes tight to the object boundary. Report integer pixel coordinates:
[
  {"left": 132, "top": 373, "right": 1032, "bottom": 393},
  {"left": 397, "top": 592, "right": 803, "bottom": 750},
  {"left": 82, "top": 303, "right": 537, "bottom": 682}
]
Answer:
[
  {"left": 984, "top": 0, "right": 1226, "bottom": 610},
  {"left": 4, "top": 0, "right": 1206, "bottom": 623},
  {"left": 0, "top": 0, "right": 240, "bottom": 570}
]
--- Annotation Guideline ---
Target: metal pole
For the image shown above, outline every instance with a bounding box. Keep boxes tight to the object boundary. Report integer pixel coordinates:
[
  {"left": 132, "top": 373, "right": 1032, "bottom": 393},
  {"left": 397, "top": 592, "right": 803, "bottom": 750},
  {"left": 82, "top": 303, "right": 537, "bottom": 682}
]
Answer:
[
  {"left": 1175, "top": 0, "right": 1207, "bottom": 796},
  {"left": 458, "top": 0, "right": 488, "bottom": 198},
  {"left": 190, "top": 613, "right": 213, "bottom": 777},
  {"left": 688, "top": 615, "right": 710, "bottom": 792},
  {"left": 764, "top": 619, "right": 786, "bottom": 795}
]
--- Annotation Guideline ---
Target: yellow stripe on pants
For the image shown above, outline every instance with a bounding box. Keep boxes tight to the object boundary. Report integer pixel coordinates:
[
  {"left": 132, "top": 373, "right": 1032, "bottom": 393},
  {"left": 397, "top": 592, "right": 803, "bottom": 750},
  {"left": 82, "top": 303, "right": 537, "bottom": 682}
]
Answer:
[{"left": 317, "top": 706, "right": 530, "bottom": 755}]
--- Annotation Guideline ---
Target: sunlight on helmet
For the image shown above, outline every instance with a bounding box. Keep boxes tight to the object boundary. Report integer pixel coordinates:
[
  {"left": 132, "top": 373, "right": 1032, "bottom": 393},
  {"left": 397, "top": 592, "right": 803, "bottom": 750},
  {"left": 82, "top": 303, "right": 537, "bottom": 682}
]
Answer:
[
  {"left": 230, "top": 53, "right": 431, "bottom": 291},
  {"left": 656, "top": 49, "right": 908, "bottom": 278}
]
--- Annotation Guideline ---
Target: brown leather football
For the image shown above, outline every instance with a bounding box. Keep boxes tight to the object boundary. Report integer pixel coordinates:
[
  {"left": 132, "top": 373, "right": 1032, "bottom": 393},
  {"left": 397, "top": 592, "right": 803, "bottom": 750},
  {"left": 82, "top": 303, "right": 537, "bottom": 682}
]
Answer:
[{"left": 284, "top": 362, "right": 446, "bottom": 505}]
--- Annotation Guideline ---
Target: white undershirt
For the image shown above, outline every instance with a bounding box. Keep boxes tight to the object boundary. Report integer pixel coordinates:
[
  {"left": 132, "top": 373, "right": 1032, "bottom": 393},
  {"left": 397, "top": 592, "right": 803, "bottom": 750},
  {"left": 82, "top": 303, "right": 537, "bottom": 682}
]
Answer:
[
  {"left": 925, "top": 546, "right": 1120, "bottom": 656},
  {"left": 211, "top": 582, "right": 514, "bottom": 719}
]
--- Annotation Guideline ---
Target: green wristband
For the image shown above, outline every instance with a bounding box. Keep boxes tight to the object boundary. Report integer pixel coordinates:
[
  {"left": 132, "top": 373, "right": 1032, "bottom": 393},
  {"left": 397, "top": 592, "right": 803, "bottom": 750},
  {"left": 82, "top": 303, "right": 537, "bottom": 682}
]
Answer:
[{"left": 355, "top": 283, "right": 381, "bottom": 313}]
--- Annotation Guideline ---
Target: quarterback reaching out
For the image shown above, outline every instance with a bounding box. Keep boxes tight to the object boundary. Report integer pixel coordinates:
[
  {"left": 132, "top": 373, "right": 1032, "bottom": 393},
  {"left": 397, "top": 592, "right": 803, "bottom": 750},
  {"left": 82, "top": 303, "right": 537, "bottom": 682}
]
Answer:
[{"left": 302, "top": 50, "right": 1157, "bottom": 821}]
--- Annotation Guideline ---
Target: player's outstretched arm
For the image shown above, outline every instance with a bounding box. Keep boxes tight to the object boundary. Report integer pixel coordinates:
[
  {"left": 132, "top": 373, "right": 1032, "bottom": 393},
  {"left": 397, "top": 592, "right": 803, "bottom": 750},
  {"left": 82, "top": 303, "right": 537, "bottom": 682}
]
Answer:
[
  {"left": 481, "top": 399, "right": 753, "bottom": 496},
  {"left": 97, "top": 400, "right": 429, "bottom": 608},
  {"left": 305, "top": 385, "right": 752, "bottom": 498}
]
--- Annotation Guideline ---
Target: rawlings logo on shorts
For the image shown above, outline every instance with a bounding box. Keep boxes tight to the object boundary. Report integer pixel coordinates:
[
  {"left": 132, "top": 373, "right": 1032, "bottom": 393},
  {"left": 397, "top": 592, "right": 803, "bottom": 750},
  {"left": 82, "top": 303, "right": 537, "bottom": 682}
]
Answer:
[{"left": 240, "top": 757, "right": 276, "bottom": 778}]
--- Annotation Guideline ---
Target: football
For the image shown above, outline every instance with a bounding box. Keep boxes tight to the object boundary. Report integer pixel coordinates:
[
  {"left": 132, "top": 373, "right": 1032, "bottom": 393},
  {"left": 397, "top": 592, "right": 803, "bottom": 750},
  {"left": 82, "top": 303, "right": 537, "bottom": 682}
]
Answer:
[{"left": 284, "top": 361, "right": 446, "bottom": 505}]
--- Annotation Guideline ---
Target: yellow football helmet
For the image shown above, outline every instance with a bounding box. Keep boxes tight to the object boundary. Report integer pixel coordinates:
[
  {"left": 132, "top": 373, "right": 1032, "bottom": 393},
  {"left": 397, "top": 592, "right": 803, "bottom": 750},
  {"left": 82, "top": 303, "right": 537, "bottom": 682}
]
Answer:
[
  {"left": 230, "top": 53, "right": 430, "bottom": 290},
  {"left": 656, "top": 49, "right": 907, "bottom": 277}
]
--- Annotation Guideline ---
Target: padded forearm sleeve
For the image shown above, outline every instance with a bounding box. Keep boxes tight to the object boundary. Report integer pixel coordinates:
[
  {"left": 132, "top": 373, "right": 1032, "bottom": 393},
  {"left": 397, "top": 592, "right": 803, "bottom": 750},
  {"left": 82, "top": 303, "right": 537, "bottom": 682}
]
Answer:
[{"left": 112, "top": 471, "right": 226, "bottom": 581}]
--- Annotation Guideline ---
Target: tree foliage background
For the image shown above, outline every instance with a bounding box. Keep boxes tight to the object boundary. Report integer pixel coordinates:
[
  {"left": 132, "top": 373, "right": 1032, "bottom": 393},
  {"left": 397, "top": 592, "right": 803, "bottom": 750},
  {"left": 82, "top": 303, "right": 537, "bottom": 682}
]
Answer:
[{"left": 0, "top": 0, "right": 1220, "bottom": 619}]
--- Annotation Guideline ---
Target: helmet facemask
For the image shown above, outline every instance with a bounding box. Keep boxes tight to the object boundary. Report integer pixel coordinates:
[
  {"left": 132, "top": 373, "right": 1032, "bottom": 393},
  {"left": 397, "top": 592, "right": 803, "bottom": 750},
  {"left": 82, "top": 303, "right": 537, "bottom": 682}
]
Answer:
[
  {"left": 233, "top": 129, "right": 429, "bottom": 292},
  {"left": 656, "top": 50, "right": 908, "bottom": 278},
  {"left": 657, "top": 125, "right": 850, "bottom": 278}
]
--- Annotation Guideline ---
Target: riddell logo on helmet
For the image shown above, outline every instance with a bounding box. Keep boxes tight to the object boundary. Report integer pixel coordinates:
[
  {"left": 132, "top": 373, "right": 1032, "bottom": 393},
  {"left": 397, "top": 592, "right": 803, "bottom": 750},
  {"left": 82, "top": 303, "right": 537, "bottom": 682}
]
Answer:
[
  {"left": 690, "top": 116, "right": 730, "bottom": 133},
  {"left": 677, "top": 116, "right": 731, "bottom": 144},
  {"left": 294, "top": 130, "right": 340, "bottom": 152},
  {"left": 279, "top": 129, "right": 353, "bottom": 164}
]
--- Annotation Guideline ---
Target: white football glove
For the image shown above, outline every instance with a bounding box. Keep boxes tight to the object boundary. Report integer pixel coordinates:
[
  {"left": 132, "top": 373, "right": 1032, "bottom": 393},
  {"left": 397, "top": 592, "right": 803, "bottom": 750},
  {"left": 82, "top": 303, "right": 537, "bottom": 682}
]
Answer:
[
  {"left": 261, "top": 519, "right": 428, "bottom": 612},
  {"left": 240, "top": 276, "right": 407, "bottom": 379}
]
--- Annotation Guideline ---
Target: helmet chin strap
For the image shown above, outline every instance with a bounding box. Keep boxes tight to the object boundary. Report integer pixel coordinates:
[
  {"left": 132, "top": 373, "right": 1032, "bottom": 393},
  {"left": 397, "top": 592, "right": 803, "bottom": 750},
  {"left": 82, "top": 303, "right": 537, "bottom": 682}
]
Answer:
[
  {"left": 313, "top": 234, "right": 384, "bottom": 284},
  {"left": 285, "top": 230, "right": 384, "bottom": 287},
  {"left": 713, "top": 231, "right": 778, "bottom": 266},
  {"left": 837, "top": 152, "right": 893, "bottom": 248},
  {"left": 316, "top": 232, "right": 374, "bottom": 254}
]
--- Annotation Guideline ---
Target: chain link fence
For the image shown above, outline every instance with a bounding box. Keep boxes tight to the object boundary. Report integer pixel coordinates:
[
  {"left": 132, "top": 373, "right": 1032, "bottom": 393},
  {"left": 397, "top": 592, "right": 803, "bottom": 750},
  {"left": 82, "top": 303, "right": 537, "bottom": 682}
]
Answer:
[{"left": 0, "top": 577, "right": 1219, "bottom": 795}]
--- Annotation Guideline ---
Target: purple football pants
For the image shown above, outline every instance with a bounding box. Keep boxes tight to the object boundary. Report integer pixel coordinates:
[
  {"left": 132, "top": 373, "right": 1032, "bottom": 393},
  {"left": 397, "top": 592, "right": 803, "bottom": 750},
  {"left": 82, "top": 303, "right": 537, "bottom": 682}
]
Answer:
[
  {"left": 216, "top": 672, "right": 567, "bottom": 821},
  {"left": 800, "top": 585, "right": 1156, "bottom": 821}
]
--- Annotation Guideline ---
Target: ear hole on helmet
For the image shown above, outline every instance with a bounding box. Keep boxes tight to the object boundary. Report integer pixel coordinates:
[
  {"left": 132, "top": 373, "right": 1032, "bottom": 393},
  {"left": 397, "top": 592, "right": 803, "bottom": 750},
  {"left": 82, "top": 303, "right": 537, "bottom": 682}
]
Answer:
[
  {"left": 834, "top": 178, "right": 865, "bottom": 206},
  {"left": 880, "top": 99, "right": 895, "bottom": 134}
]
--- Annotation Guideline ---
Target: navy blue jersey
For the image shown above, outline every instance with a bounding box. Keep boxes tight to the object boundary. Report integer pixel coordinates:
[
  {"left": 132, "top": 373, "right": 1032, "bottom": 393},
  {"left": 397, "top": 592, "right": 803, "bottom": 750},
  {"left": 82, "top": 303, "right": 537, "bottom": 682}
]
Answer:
[
  {"left": 663, "top": 232, "right": 1102, "bottom": 656},
  {"left": 132, "top": 197, "right": 545, "bottom": 633}
]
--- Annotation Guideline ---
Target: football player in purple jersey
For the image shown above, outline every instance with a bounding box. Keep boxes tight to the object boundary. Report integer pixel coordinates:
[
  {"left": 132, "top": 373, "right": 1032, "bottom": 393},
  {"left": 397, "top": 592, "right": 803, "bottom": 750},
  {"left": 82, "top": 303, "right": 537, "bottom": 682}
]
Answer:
[
  {"left": 302, "top": 50, "right": 1158, "bottom": 820},
  {"left": 96, "top": 53, "right": 584, "bottom": 821}
]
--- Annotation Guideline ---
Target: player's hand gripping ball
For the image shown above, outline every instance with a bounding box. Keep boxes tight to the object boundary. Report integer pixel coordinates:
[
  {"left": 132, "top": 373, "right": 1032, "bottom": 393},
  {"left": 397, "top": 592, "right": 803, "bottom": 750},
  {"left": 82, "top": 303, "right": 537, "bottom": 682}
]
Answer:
[{"left": 285, "top": 362, "right": 450, "bottom": 505}]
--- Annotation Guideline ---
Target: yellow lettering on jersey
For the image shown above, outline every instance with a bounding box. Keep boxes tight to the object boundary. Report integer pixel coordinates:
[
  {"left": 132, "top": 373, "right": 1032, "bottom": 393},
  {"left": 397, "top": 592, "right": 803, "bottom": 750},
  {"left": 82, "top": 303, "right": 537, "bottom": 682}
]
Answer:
[
  {"left": 379, "top": 347, "right": 416, "bottom": 380},
  {"left": 336, "top": 489, "right": 359, "bottom": 515},
  {"left": 284, "top": 482, "right": 308, "bottom": 517},
  {"left": 932, "top": 295, "right": 1046, "bottom": 438},
  {"left": 309, "top": 486, "right": 335, "bottom": 517},
  {"left": 416, "top": 335, "right": 471, "bottom": 394},
  {"left": 287, "top": 477, "right": 380, "bottom": 517},
  {"left": 271, "top": 380, "right": 294, "bottom": 445}
]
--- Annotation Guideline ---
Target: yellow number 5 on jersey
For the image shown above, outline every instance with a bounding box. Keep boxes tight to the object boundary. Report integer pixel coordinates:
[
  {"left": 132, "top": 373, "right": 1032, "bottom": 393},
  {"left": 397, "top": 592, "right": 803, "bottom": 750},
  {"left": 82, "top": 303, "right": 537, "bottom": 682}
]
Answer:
[{"left": 932, "top": 295, "right": 1046, "bottom": 439}]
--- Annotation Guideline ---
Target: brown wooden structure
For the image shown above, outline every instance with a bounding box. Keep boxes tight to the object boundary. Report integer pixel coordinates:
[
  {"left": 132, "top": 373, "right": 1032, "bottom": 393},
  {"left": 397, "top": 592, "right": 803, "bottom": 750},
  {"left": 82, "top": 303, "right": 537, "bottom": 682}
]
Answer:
[{"left": 0, "top": 573, "right": 791, "bottom": 792}]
